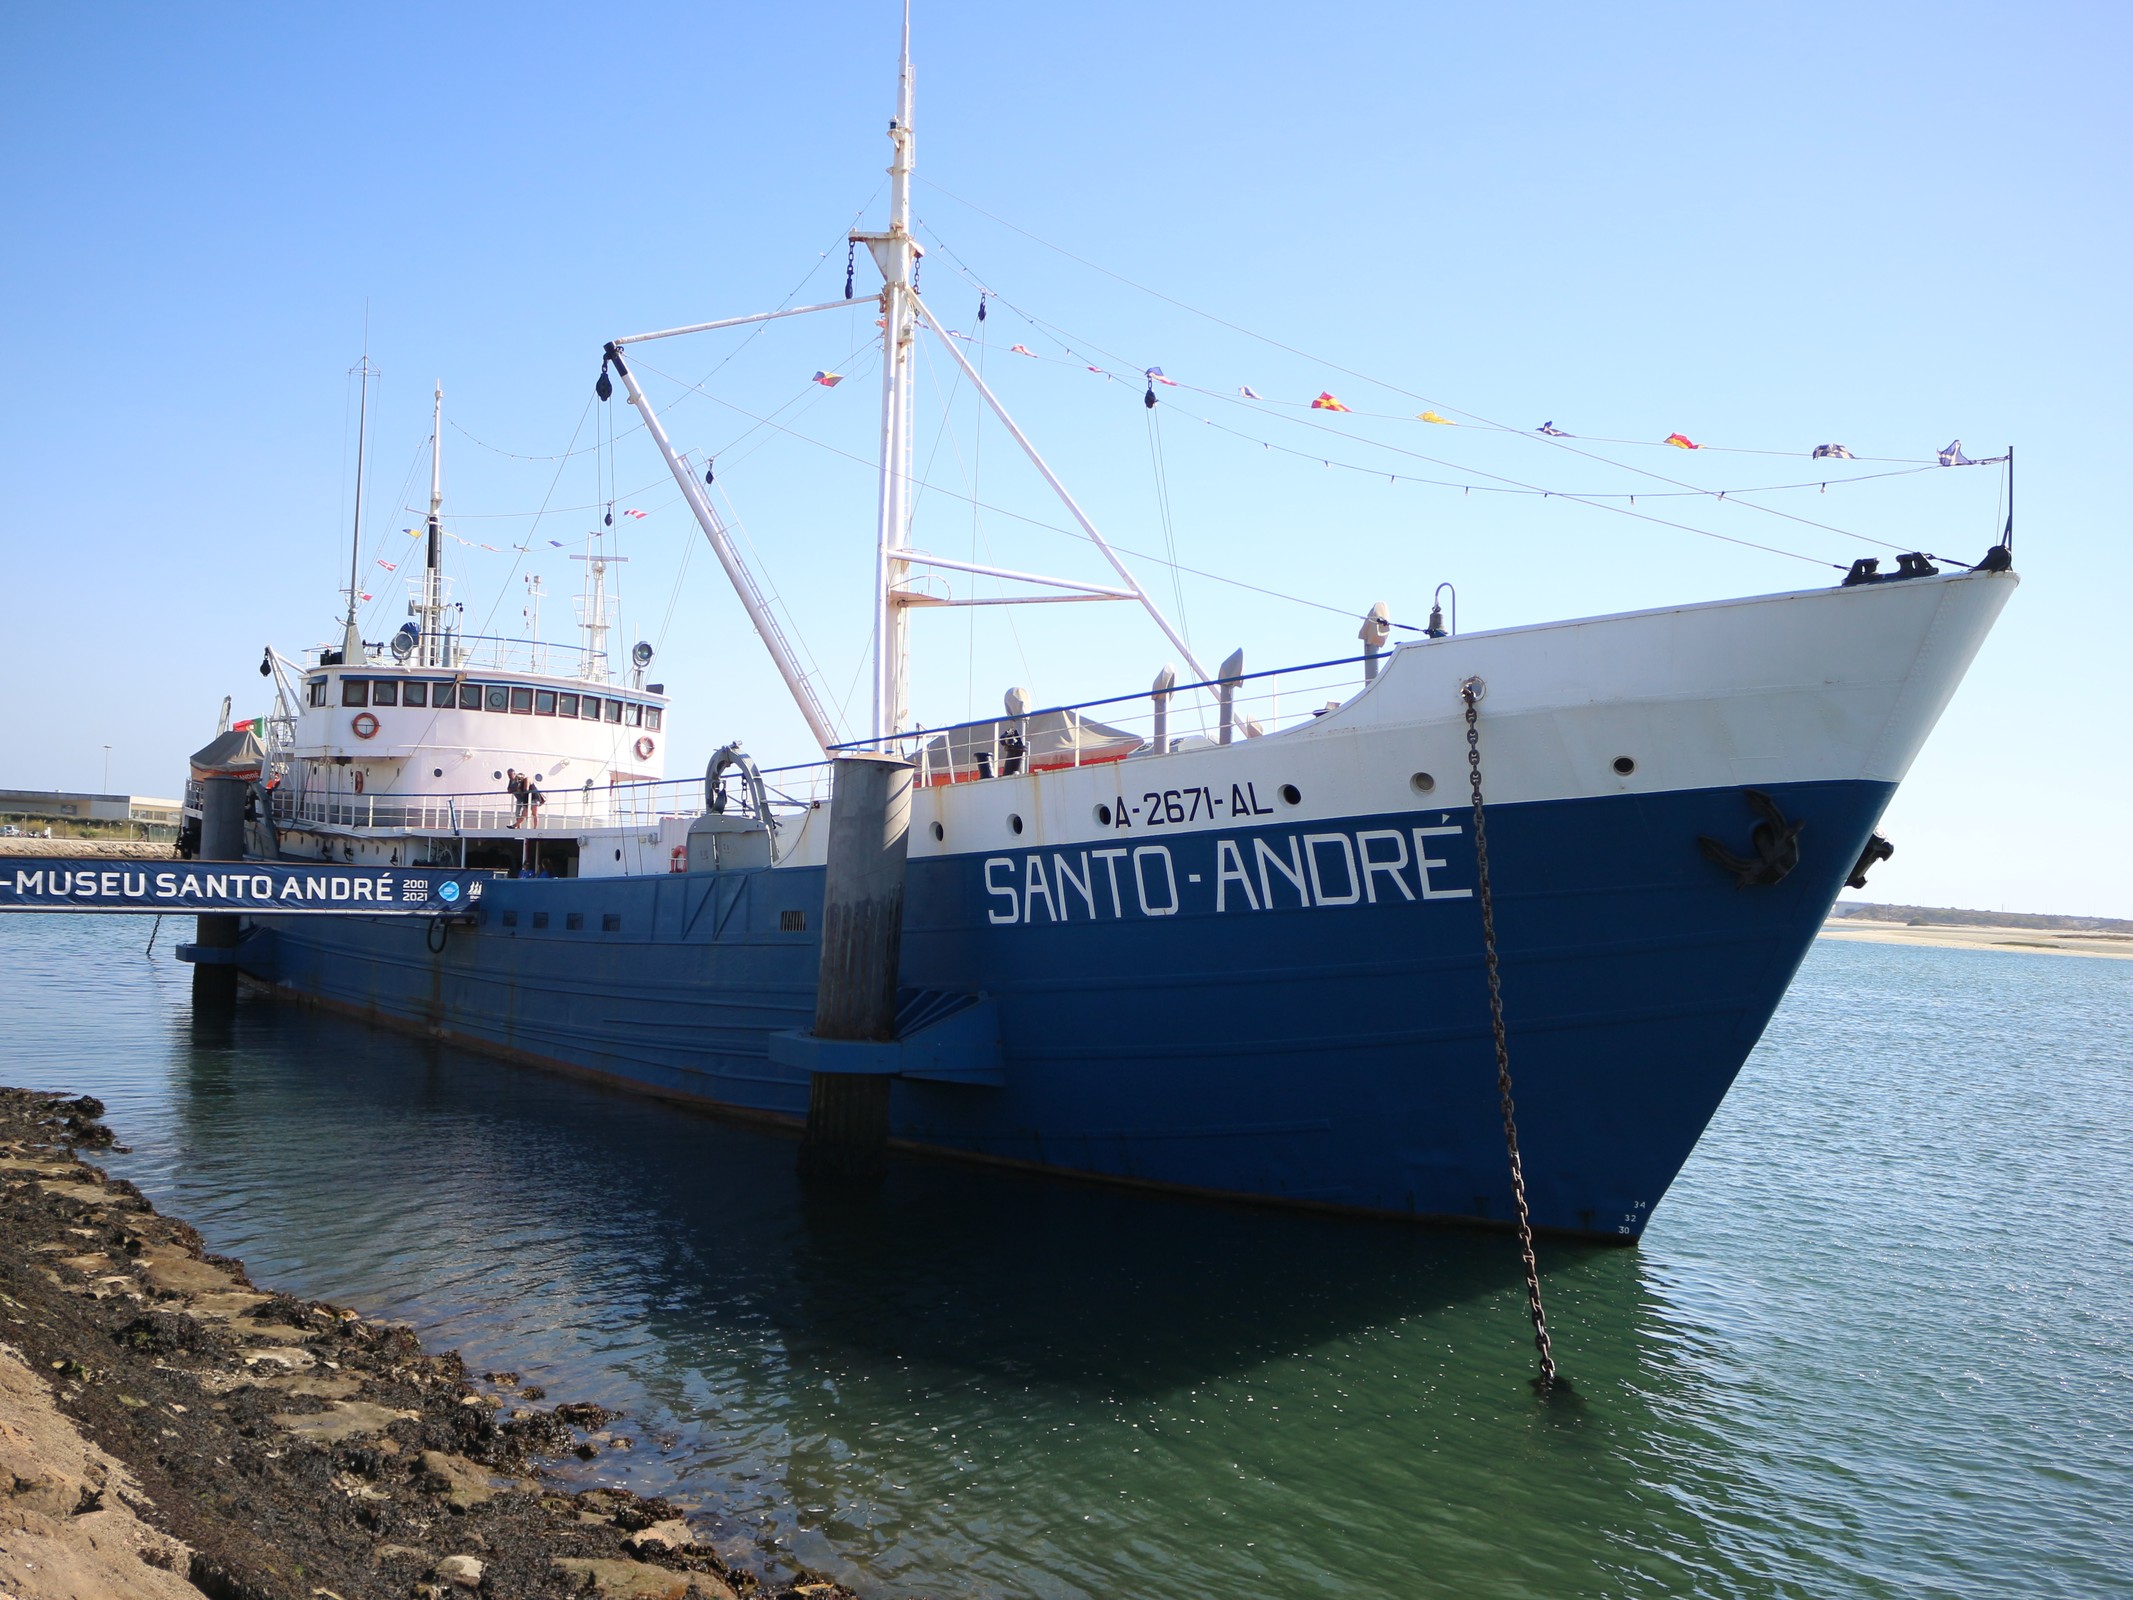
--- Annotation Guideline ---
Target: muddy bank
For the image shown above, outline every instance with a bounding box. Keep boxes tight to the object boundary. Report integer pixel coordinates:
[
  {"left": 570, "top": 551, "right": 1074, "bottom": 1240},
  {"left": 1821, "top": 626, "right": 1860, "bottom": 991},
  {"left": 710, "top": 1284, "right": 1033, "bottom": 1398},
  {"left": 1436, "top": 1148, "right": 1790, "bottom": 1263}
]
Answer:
[{"left": 0, "top": 1088, "right": 879, "bottom": 1600}]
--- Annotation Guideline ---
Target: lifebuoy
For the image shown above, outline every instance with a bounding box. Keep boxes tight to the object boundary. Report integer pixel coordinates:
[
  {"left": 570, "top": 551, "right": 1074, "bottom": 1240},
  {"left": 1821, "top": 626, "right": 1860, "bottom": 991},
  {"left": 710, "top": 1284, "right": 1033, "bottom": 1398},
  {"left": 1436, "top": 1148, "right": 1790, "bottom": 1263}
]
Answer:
[
  {"left": 635, "top": 735, "right": 655, "bottom": 761},
  {"left": 352, "top": 711, "right": 380, "bottom": 740},
  {"left": 669, "top": 845, "right": 687, "bottom": 874},
  {"left": 353, "top": 770, "right": 365, "bottom": 794}
]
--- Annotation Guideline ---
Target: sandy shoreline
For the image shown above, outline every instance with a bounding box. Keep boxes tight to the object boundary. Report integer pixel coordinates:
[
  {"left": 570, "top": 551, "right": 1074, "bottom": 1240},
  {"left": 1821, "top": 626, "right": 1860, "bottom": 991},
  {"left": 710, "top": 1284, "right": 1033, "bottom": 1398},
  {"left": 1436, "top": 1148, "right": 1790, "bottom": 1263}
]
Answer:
[{"left": 1819, "top": 919, "right": 2133, "bottom": 961}]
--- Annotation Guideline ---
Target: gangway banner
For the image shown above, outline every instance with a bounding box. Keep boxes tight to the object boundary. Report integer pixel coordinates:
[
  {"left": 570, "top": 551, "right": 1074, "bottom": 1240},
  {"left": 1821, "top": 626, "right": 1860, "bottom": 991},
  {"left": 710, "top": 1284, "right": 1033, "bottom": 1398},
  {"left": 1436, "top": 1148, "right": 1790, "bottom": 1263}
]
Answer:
[{"left": 0, "top": 860, "right": 495, "bottom": 916}]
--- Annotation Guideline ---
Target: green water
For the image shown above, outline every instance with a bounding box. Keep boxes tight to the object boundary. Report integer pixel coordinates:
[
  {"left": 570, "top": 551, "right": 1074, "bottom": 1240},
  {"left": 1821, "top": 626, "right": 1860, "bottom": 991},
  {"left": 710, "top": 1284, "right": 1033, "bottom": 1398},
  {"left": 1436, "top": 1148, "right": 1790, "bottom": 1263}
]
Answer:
[{"left": 3, "top": 916, "right": 2126, "bottom": 1597}]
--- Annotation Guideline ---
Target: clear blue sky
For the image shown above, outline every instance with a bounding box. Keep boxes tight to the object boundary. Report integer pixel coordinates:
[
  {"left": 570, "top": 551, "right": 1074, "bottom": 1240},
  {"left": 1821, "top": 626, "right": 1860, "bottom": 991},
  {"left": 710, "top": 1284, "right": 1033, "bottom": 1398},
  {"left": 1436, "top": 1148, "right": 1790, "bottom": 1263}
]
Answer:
[{"left": 3, "top": 2, "right": 2125, "bottom": 914}]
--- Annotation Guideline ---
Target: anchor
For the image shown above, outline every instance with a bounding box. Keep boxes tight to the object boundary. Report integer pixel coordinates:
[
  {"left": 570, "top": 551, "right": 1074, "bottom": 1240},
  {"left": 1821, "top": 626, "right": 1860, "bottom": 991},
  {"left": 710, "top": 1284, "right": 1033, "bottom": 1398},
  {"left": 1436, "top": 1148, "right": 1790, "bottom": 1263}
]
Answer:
[
  {"left": 1698, "top": 789, "right": 1804, "bottom": 889},
  {"left": 1846, "top": 832, "right": 1895, "bottom": 889}
]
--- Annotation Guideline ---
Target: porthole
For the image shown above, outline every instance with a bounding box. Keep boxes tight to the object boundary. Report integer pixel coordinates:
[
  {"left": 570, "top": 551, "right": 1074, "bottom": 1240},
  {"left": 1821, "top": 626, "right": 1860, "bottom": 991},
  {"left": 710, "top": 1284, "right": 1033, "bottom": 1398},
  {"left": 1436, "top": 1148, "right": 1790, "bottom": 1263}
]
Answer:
[
  {"left": 930, "top": 821, "right": 944, "bottom": 842},
  {"left": 1009, "top": 813, "right": 1025, "bottom": 835},
  {"left": 1612, "top": 756, "right": 1636, "bottom": 776},
  {"left": 1095, "top": 803, "right": 1113, "bottom": 826},
  {"left": 432, "top": 767, "right": 443, "bottom": 778},
  {"left": 1410, "top": 772, "right": 1435, "bottom": 795},
  {"left": 1279, "top": 783, "right": 1302, "bottom": 806}
]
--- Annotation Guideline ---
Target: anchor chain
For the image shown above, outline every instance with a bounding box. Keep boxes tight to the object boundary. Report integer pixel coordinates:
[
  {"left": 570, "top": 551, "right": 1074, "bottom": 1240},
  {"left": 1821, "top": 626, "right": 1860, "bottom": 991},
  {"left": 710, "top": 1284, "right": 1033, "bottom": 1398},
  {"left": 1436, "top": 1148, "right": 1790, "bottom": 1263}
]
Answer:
[{"left": 1461, "top": 677, "right": 1560, "bottom": 1394}]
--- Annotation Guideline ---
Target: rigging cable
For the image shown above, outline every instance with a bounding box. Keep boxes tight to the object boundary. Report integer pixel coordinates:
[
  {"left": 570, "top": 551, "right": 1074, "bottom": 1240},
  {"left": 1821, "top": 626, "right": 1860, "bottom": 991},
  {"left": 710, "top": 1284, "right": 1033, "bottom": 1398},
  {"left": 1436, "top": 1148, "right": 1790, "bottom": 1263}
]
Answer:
[
  {"left": 917, "top": 332, "right": 1037, "bottom": 701},
  {"left": 944, "top": 279, "right": 1840, "bottom": 570},
  {"left": 353, "top": 432, "right": 435, "bottom": 633},
  {"left": 918, "top": 178, "right": 1925, "bottom": 469},
  {"left": 446, "top": 190, "right": 889, "bottom": 469},
  {"left": 917, "top": 217, "right": 1964, "bottom": 565},
  {"left": 1144, "top": 404, "right": 1192, "bottom": 647},
  {"left": 465, "top": 394, "right": 596, "bottom": 647},
  {"left": 626, "top": 356, "right": 1454, "bottom": 630}
]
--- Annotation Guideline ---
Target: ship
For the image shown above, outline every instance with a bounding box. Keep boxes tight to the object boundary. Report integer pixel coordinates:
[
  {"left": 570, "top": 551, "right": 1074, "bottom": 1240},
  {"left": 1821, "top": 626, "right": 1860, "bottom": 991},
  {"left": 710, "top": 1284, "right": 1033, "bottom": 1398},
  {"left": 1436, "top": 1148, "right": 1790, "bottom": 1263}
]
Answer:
[{"left": 193, "top": 17, "right": 2017, "bottom": 1241}]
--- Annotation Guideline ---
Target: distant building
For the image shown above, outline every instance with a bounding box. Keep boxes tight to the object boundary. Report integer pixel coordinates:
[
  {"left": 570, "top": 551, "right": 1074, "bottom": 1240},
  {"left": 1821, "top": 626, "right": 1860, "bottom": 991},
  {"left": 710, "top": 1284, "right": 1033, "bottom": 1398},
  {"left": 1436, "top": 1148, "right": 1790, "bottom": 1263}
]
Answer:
[{"left": 0, "top": 790, "right": 183, "bottom": 828}]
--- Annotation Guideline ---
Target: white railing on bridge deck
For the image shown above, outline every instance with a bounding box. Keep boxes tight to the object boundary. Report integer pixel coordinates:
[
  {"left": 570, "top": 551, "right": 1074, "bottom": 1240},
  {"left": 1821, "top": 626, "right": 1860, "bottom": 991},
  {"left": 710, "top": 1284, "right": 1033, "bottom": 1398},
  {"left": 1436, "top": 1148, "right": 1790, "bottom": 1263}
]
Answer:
[{"left": 269, "top": 762, "right": 837, "bottom": 836}]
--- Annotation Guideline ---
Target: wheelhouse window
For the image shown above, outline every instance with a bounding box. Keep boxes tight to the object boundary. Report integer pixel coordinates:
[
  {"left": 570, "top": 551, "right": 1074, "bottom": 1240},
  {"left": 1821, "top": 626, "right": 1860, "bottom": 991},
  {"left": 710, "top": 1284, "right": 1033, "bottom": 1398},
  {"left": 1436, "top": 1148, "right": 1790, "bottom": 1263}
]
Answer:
[
  {"left": 534, "top": 690, "right": 557, "bottom": 716},
  {"left": 624, "top": 702, "right": 643, "bottom": 727},
  {"left": 342, "top": 679, "right": 370, "bottom": 708},
  {"left": 643, "top": 707, "right": 663, "bottom": 731},
  {"left": 459, "top": 683, "right": 482, "bottom": 710},
  {"left": 604, "top": 699, "right": 623, "bottom": 724},
  {"left": 402, "top": 682, "right": 428, "bottom": 708},
  {"left": 371, "top": 680, "right": 399, "bottom": 707},
  {"left": 558, "top": 693, "right": 579, "bottom": 717},
  {"left": 509, "top": 687, "right": 534, "bottom": 714},
  {"left": 307, "top": 677, "right": 327, "bottom": 707},
  {"left": 485, "top": 685, "right": 508, "bottom": 712}
]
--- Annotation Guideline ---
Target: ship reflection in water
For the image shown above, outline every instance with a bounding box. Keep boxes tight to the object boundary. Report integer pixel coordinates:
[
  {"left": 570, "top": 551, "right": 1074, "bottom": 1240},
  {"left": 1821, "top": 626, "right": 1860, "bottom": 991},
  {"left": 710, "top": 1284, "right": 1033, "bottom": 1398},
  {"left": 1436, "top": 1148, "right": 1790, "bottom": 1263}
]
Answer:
[{"left": 12, "top": 915, "right": 2127, "bottom": 1600}]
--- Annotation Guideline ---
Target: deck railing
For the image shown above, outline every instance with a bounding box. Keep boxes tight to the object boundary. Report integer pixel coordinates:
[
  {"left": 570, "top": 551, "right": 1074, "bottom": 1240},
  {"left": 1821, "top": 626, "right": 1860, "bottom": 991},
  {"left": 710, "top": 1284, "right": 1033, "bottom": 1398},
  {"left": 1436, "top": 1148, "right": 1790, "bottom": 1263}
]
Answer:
[
  {"left": 840, "top": 652, "right": 1378, "bottom": 786},
  {"left": 261, "top": 651, "right": 1385, "bottom": 829},
  {"left": 267, "top": 761, "right": 836, "bottom": 836}
]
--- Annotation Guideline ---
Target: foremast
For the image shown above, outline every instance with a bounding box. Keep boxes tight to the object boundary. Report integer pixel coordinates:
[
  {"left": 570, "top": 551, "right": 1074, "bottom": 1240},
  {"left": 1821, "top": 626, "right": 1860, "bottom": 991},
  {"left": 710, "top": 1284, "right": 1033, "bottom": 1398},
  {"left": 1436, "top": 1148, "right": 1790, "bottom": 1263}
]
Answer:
[
  {"left": 850, "top": 2, "right": 922, "bottom": 746},
  {"left": 417, "top": 383, "right": 451, "bottom": 667},
  {"left": 340, "top": 350, "right": 377, "bottom": 664},
  {"left": 600, "top": 3, "right": 1211, "bottom": 757}
]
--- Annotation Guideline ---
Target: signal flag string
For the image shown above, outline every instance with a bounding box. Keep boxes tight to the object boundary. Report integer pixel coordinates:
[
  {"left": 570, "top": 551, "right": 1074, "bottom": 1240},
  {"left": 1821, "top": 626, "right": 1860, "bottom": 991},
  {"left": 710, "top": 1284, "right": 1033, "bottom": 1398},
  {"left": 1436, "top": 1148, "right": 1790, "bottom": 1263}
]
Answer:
[{"left": 915, "top": 216, "right": 1980, "bottom": 563}]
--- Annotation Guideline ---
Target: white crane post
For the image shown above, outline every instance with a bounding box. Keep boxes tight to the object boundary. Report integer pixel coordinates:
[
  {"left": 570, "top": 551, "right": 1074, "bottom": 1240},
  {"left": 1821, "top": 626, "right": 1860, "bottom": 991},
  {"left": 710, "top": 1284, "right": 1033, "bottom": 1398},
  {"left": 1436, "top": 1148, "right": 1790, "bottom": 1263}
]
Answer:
[{"left": 600, "top": 344, "right": 840, "bottom": 753}]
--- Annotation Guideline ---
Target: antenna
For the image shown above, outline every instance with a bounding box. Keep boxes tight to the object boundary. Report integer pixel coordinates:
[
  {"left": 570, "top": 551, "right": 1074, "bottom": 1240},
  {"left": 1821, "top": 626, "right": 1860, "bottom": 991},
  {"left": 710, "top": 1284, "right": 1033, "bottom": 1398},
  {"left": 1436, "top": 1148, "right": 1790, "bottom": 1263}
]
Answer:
[
  {"left": 523, "top": 574, "right": 547, "bottom": 675},
  {"left": 342, "top": 322, "right": 378, "bottom": 663}
]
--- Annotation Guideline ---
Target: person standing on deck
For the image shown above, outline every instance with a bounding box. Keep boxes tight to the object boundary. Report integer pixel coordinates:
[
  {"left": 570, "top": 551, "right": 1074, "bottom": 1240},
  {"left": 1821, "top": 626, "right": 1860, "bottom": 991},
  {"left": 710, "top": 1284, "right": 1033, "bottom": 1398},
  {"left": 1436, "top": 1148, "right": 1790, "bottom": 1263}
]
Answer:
[{"left": 507, "top": 769, "right": 529, "bottom": 828}]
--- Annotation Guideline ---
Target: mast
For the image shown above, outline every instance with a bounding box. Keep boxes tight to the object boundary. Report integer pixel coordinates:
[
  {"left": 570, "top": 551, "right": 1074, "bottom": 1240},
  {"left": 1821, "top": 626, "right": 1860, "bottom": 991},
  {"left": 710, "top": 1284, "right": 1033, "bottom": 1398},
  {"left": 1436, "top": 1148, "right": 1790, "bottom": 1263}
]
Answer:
[
  {"left": 426, "top": 383, "right": 444, "bottom": 572},
  {"left": 341, "top": 346, "right": 378, "bottom": 663},
  {"left": 572, "top": 548, "right": 626, "bottom": 682},
  {"left": 421, "top": 382, "right": 447, "bottom": 666},
  {"left": 852, "top": 1, "right": 921, "bottom": 746}
]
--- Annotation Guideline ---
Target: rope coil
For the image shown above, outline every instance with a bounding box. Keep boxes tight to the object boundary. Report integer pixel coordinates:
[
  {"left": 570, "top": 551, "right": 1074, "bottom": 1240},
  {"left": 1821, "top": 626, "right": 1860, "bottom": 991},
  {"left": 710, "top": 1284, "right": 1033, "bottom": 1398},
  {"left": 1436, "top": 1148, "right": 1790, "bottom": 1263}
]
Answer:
[{"left": 1461, "top": 676, "right": 1561, "bottom": 1395}]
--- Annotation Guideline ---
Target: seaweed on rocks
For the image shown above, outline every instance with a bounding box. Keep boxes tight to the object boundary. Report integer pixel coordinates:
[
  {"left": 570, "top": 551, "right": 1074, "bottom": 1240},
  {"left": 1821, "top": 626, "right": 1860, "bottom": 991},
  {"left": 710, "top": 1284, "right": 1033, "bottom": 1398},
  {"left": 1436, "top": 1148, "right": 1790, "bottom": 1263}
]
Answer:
[{"left": 0, "top": 1086, "right": 884, "bottom": 1600}]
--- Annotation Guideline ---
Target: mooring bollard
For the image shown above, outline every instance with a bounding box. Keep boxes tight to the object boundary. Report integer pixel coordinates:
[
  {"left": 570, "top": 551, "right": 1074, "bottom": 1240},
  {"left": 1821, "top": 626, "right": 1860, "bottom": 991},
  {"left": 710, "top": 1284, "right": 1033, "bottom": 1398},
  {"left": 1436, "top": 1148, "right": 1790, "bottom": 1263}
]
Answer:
[
  {"left": 797, "top": 753, "right": 913, "bottom": 1184},
  {"left": 191, "top": 775, "right": 247, "bottom": 1006}
]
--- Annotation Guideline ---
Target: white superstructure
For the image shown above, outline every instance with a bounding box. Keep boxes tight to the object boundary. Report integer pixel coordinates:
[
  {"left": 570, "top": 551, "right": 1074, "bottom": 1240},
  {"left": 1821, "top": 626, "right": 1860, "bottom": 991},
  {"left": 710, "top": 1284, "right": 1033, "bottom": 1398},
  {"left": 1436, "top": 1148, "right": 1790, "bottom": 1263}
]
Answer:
[{"left": 240, "top": 389, "right": 684, "bottom": 879}]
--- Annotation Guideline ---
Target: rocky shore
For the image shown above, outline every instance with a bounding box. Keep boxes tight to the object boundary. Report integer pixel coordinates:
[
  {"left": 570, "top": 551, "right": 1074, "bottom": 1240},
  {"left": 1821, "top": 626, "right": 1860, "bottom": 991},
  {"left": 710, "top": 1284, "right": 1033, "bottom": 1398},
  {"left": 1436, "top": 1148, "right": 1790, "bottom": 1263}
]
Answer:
[{"left": 0, "top": 1088, "right": 872, "bottom": 1600}]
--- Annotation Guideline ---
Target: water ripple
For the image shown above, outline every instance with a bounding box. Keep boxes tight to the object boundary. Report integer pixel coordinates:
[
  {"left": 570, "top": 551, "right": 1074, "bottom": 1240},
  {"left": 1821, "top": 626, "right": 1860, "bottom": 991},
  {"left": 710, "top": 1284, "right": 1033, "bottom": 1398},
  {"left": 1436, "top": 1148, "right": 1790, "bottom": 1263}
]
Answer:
[{"left": 3, "top": 917, "right": 2125, "bottom": 1598}]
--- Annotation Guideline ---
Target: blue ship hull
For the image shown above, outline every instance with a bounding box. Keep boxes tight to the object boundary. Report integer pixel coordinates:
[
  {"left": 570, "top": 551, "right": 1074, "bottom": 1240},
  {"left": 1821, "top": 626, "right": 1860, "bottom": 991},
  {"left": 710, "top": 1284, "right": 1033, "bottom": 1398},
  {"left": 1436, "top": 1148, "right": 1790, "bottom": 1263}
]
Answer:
[{"left": 241, "top": 776, "right": 1890, "bottom": 1239}]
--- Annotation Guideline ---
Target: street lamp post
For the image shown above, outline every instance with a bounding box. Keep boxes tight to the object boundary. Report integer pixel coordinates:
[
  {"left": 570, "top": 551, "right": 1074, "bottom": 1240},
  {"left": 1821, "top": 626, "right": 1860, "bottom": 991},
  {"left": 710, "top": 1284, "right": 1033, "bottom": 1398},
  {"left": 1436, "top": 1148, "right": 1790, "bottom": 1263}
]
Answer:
[{"left": 102, "top": 745, "right": 112, "bottom": 794}]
